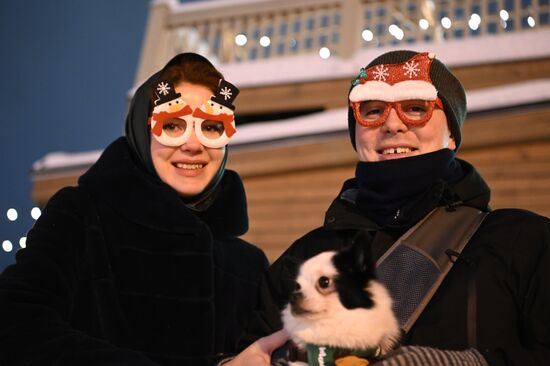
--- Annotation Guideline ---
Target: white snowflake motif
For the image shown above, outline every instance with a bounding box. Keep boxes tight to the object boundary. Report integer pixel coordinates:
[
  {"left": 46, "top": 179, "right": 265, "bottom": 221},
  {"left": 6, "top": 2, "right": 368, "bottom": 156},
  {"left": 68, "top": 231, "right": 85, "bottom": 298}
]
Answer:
[
  {"left": 156, "top": 82, "right": 171, "bottom": 96},
  {"left": 403, "top": 60, "right": 420, "bottom": 78},
  {"left": 219, "top": 86, "right": 232, "bottom": 100},
  {"left": 372, "top": 65, "right": 389, "bottom": 81}
]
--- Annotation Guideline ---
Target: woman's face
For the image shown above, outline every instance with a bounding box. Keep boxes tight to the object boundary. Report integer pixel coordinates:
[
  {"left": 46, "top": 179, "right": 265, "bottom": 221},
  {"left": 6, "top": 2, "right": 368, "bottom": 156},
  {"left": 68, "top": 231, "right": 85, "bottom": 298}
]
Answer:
[{"left": 150, "top": 82, "right": 225, "bottom": 197}]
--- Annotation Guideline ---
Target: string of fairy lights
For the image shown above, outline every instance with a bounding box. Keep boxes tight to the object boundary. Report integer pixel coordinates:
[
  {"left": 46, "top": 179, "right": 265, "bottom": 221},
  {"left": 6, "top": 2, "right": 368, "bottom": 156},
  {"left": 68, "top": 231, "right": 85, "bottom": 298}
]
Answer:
[
  {"left": 0, "top": 5, "right": 542, "bottom": 255},
  {"left": 232, "top": 8, "right": 538, "bottom": 60},
  {"left": 1, "top": 207, "right": 41, "bottom": 253}
]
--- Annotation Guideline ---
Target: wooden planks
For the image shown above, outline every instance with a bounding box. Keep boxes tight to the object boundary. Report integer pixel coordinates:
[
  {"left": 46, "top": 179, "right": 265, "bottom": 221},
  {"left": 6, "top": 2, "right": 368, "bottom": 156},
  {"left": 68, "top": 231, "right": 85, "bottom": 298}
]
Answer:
[
  {"left": 242, "top": 165, "right": 352, "bottom": 260},
  {"left": 31, "top": 173, "right": 81, "bottom": 206},
  {"left": 233, "top": 116, "right": 550, "bottom": 262},
  {"left": 462, "top": 106, "right": 550, "bottom": 149},
  {"left": 453, "top": 58, "right": 550, "bottom": 91},
  {"left": 30, "top": 57, "right": 550, "bottom": 263},
  {"left": 236, "top": 57, "right": 550, "bottom": 115}
]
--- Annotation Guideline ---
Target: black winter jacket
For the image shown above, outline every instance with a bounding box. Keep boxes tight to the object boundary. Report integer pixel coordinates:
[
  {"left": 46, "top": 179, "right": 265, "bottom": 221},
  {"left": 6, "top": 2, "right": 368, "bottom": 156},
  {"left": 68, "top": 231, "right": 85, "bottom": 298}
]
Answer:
[
  {"left": 0, "top": 137, "right": 268, "bottom": 366},
  {"left": 241, "top": 159, "right": 550, "bottom": 366}
]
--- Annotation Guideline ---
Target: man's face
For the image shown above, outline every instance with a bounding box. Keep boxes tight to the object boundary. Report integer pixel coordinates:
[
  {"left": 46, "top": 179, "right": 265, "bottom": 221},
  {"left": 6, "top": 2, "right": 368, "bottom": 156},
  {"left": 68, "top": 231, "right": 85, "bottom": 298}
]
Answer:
[
  {"left": 348, "top": 52, "right": 458, "bottom": 162},
  {"left": 355, "top": 107, "right": 455, "bottom": 162}
]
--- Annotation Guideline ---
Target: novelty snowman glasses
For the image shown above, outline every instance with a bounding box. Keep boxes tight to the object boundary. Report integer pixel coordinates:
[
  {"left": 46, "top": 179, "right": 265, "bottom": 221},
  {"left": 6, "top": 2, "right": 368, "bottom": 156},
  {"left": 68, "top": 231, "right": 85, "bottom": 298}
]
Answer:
[
  {"left": 149, "top": 79, "right": 239, "bottom": 149},
  {"left": 150, "top": 99, "right": 235, "bottom": 148}
]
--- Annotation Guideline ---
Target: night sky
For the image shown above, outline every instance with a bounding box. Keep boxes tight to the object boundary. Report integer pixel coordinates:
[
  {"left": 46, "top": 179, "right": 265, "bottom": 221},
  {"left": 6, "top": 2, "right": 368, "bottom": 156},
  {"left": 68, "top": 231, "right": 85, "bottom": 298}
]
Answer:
[{"left": 0, "top": 0, "right": 151, "bottom": 270}]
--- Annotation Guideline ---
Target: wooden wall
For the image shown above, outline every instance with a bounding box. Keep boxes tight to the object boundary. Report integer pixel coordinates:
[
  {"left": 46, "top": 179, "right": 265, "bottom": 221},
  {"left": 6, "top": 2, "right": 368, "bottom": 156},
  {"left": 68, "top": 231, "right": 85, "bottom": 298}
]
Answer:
[
  {"left": 236, "top": 57, "right": 550, "bottom": 115},
  {"left": 31, "top": 58, "right": 550, "bottom": 263},
  {"left": 230, "top": 105, "right": 550, "bottom": 262}
]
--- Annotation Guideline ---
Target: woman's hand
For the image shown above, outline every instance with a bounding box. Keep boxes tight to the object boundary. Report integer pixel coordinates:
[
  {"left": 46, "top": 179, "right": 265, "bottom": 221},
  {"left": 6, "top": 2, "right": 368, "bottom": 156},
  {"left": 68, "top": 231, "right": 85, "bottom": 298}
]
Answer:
[{"left": 225, "top": 330, "right": 289, "bottom": 366}]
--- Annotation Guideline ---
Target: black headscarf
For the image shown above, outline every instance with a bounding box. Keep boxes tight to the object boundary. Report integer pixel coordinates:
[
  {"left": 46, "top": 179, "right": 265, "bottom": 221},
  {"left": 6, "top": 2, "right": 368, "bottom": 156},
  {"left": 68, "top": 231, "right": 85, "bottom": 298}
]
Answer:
[
  {"left": 124, "top": 53, "right": 228, "bottom": 211},
  {"left": 125, "top": 70, "right": 160, "bottom": 175}
]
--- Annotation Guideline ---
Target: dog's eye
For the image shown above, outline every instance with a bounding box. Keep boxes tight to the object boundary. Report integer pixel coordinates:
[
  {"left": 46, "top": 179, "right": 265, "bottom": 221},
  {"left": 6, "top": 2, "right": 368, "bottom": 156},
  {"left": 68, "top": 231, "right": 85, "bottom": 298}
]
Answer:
[{"left": 318, "top": 276, "right": 331, "bottom": 289}]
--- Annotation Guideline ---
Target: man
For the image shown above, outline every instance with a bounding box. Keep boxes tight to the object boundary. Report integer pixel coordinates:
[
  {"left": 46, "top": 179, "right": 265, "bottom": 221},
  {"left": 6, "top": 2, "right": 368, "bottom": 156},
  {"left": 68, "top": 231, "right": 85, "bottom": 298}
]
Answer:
[{"left": 227, "top": 50, "right": 550, "bottom": 366}]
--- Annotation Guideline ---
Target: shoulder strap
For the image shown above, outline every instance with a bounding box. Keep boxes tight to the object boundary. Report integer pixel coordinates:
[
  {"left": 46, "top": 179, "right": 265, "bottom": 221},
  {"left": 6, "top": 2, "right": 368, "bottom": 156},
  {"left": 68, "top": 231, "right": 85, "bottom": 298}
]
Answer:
[{"left": 376, "top": 206, "right": 488, "bottom": 333}]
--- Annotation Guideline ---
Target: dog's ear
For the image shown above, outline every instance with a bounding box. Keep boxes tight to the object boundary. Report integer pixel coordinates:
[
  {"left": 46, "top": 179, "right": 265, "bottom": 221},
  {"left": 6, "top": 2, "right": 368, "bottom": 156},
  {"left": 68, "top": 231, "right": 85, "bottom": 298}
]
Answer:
[
  {"left": 333, "top": 230, "right": 376, "bottom": 309},
  {"left": 350, "top": 230, "right": 375, "bottom": 279}
]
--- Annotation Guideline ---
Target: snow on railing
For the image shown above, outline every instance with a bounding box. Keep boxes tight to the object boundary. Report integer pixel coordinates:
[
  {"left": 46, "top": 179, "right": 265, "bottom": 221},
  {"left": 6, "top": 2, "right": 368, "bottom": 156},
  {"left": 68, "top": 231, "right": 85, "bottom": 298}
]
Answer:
[
  {"left": 32, "top": 78, "right": 550, "bottom": 174},
  {"left": 135, "top": 0, "right": 550, "bottom": 83}
]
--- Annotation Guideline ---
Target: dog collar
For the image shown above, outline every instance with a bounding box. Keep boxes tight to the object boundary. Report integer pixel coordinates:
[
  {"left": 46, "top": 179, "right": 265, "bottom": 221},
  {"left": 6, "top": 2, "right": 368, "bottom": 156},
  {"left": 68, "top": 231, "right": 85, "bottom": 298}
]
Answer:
[{"left": 305, "top": 344, "right": 381, "bottom": 366}]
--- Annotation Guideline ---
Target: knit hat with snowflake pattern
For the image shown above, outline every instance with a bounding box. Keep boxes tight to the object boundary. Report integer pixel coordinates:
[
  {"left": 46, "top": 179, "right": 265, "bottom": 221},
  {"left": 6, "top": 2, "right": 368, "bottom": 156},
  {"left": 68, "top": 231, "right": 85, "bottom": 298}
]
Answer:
[{"left": 348, "top": 50, "right": 467, "bottom": 150}]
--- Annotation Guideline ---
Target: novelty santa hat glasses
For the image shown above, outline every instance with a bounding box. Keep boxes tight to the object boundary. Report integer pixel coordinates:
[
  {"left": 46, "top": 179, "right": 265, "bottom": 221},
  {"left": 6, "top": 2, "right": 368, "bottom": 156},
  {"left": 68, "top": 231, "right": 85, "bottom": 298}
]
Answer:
[{"left": 347, "top": 51, "right": 467, "bottom": 150}]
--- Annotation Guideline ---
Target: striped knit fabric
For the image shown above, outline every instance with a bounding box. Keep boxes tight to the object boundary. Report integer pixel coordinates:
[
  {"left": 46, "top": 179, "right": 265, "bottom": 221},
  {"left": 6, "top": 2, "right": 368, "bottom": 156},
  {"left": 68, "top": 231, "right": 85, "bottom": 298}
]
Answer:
[{"left": 373, "top": 346, "right": 488, "bottom": 366}]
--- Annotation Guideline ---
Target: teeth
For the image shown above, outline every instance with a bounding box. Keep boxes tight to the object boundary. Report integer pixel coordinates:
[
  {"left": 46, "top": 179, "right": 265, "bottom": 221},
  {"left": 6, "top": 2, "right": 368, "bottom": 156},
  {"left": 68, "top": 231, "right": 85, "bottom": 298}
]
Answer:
[
  {"left": 382, "top": 147, "right": 412, "bottom": 155},
  {"left": 175, "top": 163, "right": 204, "bottom": 169}
]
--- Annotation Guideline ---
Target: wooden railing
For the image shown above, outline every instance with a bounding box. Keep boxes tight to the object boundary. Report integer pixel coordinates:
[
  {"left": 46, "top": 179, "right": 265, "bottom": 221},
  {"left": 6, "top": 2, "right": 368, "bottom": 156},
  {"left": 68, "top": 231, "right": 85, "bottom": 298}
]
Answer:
[{"left": 135, "top": 0, "right": 550, "bottom": 83}]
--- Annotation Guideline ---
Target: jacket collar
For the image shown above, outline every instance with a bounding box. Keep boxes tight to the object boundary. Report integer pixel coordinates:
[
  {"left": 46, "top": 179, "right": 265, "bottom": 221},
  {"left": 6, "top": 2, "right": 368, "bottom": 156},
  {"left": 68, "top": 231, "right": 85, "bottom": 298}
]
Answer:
[
  {"left": 323, "top": 158, "right": 490, "bottom": 231},
  {"left": 78, "top": 137, "right": 248, "bottom": 236}
]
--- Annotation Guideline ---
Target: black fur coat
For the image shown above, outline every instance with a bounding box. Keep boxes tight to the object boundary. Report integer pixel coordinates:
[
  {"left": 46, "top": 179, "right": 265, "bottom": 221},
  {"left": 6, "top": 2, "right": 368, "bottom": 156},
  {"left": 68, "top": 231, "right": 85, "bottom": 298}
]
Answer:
[{"left": 0, "top": 137, "right": 268, "bottom": 366}]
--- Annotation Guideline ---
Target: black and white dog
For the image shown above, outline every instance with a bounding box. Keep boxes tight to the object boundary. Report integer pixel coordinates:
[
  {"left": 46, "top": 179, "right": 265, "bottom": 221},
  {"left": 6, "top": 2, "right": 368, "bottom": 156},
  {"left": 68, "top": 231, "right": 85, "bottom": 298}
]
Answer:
[{"left": 281, "top": 233, "right": 399, "bottom": 365}]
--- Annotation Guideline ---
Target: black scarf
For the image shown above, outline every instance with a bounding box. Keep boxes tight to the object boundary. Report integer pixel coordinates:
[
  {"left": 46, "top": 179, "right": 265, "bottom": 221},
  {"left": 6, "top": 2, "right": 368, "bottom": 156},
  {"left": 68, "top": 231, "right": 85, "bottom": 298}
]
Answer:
[{"left": 355, "top": 149, "right": 464, "bottom": 227}]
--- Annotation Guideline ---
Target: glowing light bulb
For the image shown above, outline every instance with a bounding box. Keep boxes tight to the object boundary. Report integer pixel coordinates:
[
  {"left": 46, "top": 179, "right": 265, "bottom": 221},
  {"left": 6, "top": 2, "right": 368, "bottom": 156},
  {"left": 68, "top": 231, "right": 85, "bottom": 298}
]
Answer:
[
  {"left": 362, "top": 29, "right": 374, "bottom": 41},
  {"left": 31, "top": 207, "right": 41, "bottom": 220},
  {"left": 500, "top": 10, "right": 509, "bottom": 21},
  {"left": 7, "top": 208, "right": 18, "bottom": 221},
  {"left": 419, "top": 19, "right": 430, "bottom": 30},
  {"left": 2, "top": 240, "right": 13, "bottom": 252},
  {"left": 395, "top": 28, "right": 404, "bottom": 40},
  {"left": 259, "top": 36, "right": 271, "bottom": 47},
  {"left": 469, "top": 14, "right": 481, "bottom": 30},
  {"left": 235, "top": 34, "right": 247, "bottom": 46},
  {"left": 319, "top": 47, "right": 331, "bottom": 59},
  {"left": 441, "top": 17, "right": 452, "bottom": 29},
  {"left": 389, "top": 24, "right": 404, "bottom": 40}
]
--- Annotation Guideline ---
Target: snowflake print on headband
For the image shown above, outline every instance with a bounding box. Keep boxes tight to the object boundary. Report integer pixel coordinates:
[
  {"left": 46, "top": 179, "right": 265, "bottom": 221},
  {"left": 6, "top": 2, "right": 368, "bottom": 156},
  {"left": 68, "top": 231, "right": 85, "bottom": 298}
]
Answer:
[
  {"left": 403, "top": 60, "right": 420, "bottom": 78},
  {"left": 372, "top": 65, "right": 390, "bottom": 82}
]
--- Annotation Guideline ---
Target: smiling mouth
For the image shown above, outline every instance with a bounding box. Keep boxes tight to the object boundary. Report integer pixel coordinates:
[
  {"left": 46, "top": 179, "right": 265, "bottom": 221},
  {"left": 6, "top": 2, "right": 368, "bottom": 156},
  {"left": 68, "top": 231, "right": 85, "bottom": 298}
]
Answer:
[
  {"left": 173, "top": 163, "right": 205, "bottom": 170},
  {"left": 379, "top": 147, "right": 417, "bottom": 155}
]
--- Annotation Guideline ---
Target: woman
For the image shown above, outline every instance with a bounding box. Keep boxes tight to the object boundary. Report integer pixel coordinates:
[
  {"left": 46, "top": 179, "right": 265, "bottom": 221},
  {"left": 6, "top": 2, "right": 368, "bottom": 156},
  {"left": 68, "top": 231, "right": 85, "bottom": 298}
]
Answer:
[{"left": 0, "top": 53, "right": 268, "bottom": 366}]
